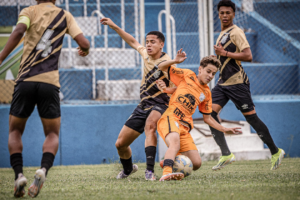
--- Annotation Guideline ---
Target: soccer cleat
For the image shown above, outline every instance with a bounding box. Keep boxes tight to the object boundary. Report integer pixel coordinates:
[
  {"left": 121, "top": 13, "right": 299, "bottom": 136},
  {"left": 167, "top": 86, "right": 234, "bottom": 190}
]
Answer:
[
  {"left": 145, "top": 169, "right": 156, "bottom": 181},
  {"left": 14, "top": 173, "right": 27, "bottom": 198},
  {"left": 159, "top": 172, "right": 184, "bottom": 181},
  {"left": 271, "top": 148, "right": 285, "bottom": 170},
  {"left": 28, "top": 168, "right": 46, "bottom": 198},
  {"left": 116, "top": 164, "right": 138, "bottom": 179},
  {"left": 212, "top": 153, "right": 236, "bottom": 171}
]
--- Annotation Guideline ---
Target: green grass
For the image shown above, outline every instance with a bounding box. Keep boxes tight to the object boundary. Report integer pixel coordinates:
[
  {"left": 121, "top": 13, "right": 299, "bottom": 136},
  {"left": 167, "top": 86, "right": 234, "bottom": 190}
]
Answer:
[{"left": 0, "top": 158, "right": 300, "bottom": 200}]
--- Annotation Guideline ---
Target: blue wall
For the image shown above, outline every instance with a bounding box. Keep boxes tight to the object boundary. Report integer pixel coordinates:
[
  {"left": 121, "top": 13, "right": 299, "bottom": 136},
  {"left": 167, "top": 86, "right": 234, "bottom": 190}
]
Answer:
[{"left": 1, "top": 100, "right": 300, "bottom": 168}]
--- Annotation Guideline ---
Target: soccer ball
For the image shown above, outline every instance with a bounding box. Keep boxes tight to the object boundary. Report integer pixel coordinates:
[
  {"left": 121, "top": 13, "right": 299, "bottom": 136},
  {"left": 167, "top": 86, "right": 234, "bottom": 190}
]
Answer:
[{"left": 173, "top": 155, "right": 193, "bottom": 177}]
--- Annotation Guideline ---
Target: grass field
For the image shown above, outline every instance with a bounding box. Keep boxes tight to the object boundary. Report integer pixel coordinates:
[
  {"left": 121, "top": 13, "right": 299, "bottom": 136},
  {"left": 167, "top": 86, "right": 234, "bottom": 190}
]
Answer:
[{"left": 0, "top": 158, "right": 300, "bottom": 200}]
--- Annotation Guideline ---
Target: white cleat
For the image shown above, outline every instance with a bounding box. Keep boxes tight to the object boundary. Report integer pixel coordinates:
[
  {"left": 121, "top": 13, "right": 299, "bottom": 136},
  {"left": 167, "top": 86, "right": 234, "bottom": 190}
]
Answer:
[{"left": 28, "top": 168, "right": 46, "bottom": 198}]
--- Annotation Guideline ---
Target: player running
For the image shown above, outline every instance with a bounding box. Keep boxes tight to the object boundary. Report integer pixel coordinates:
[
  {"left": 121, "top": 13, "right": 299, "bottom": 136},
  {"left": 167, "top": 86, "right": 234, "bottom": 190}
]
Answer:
[
  {"left": 210, "top": 0, "right": 284, "bottom": 171},
  {"left": 156, "top": 50, "right": 241, "bottom": 181},
  {"left": 100, "top": 18, "right": 176, "bottom": 180},
  {"left": 0, "top": 0, "right": 90, "bottom": 197}
]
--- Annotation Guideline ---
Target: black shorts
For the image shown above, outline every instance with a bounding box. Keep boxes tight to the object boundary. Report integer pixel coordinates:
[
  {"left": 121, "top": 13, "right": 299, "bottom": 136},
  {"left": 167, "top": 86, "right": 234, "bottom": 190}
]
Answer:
[
  {"left": 10, "top": 82, "right": 61, "bottom": 119},
  {"left": 125, "top": 104, "right": 168, "bottom": 133},
  {"left": 212, "top": 83, "right": 255, "bottom": 113}
]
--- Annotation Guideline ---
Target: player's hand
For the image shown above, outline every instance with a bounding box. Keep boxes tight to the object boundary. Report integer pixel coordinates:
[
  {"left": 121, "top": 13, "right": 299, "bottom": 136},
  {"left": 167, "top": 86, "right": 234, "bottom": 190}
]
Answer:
[
  {"left": 224, "top": 127, "right": 242, "bottom": 135},
  {"left": 100, "top": 18, "right": 116, "bottom": 29},
  {"left": 174, "top": 48, "right": 187, "bottom": 64},
  {"left": 77, "top": 47, "right": 89, "bottom": 57},
  {"left": 156, "top": 80, "right": 167, "bottom": 92},
  {"left": 214, "top": 42, "right": 226, "bottom": 57}
]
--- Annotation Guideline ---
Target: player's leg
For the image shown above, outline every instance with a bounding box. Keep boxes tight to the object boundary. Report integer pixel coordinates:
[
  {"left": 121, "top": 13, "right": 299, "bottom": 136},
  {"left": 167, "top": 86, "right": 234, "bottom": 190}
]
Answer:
[
  {"left": 179, "top": 130, "right": 202, "bottom": 171},
  {"left": 144, "top": 106, "right": 165, "bottom": 180},
  {"left": 9, "top": 82, "right": 37, "bottom": 197},
  {"left": 9, "top": 115, "right": 29, "bottom": 198},
  {"left": 243, "top": 109, "right": 283, "bottom": 170},
  {"left": 157, "top": 116, "right": 184, "bottom": 181},
  {"left": 27, "top": 83, "right": 60, "bottom": 197},
  {"left": 115, "top": 125, "right": 140, "bottom": 178}
]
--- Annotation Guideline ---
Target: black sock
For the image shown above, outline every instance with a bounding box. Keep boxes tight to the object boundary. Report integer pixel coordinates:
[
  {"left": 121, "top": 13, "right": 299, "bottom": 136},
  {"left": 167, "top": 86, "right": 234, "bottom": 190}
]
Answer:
[
  {"left": 245, "top": 114, "right": 278, "bottom": 155},
  {"left": 209, "top": 111, "right": 231, "bottom": 156},
  {"left": 163, "top": 159, "right": 174, "bottom": 168},
  {"left": 41, "top": 152, "right": 55, "bottom": 176},
  {"left": 145, "top": 146, "right": 156, "bottom": 172},
  {"left": 120, "top": 157, "right": 133, "bottom": 175},
  {"left": 10, "top": 153, "right": 23, "bottom": 180}
]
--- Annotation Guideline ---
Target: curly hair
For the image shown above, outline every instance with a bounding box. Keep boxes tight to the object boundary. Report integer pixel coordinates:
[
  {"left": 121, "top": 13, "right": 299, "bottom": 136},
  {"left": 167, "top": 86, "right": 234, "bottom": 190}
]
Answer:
[
  {"left": 217, "top": 0, "right": 236, "bottom": 12},
  {"left": 200, "top": 56, "right": 222, "bottom": 69}
]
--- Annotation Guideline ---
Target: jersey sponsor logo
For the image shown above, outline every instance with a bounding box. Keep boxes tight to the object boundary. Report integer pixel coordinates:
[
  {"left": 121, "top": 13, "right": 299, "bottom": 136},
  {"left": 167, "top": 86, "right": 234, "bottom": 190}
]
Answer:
[
  {"left": 174, "top": 107, "right": 185, "bottom": 119},
  {"left": 37, "top": 29, "right": 54, "bottom": 57},
  {"left": 172, "top": 68, "right": 184, "bottom": 74},
  {"left": 199, "top": 92, "right": 205, "bottom": 102},
  {"left": 176, "top": 94, "right": 196, "bottom": 113},
  {"left": 205, "top": 101, "right": 209, "bottom": 111}
]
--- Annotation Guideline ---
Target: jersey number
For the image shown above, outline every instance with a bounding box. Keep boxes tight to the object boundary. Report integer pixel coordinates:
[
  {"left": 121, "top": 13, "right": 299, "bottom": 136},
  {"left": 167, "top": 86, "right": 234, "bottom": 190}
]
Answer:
[{"left": 37, "top": 29, "right": 54, "bottom": 57}]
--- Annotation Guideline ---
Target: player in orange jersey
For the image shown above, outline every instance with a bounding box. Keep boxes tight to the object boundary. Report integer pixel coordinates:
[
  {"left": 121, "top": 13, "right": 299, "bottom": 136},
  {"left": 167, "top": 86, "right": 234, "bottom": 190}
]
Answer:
[{"left": 156, "top": 49, "right": 241, "bottom": 181}]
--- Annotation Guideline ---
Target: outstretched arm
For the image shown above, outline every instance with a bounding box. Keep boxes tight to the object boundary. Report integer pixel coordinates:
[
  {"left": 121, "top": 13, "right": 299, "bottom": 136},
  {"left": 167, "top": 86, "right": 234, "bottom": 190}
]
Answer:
[
  {"left": 157, "top": 48, "right": 187, "bottom": 72},
  {"left": 100, "top": 18, "right": 140, "bottom": 50},
  {"left": 214, "top": 42, "right": 252, "bottom": 62},
  {"left": 0, "top": 23, "right": 27, "bottom": 65},
  {"left": 203, "top": 114, "right": 242, "bottom": 134}
]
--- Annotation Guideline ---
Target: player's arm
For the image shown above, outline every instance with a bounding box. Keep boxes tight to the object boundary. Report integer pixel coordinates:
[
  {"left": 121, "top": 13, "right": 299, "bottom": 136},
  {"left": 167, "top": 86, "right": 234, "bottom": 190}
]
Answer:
[
  {"left": 157, "top": 48, "right": 187, "bottom": 72},
  {"left": 74, "top": 33, "right": 90, "bottom": 57},
  {"left": 0, "top": 23, "right": 27, "bottom": 65},
  {"left": 203, "top": 114, "right": 241, "bottom": 134},
  {"left": 214, "top": 42, "right": 252, "bottom": 62},
  {"left": 100, "top": 18, "right": 140, "bottom": 50},
  {"left": 156, "top": 79, "right": 177, "bottom": 94}
]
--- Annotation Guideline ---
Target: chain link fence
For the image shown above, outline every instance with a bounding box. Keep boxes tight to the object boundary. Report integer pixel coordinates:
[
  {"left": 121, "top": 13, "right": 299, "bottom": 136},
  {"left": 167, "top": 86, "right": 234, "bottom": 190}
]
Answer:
[
  {"left": 1, "top": 0, "right": 300, "bottom": 104},
  {"left": 213, "top": 0, "right": 300, "bottom": 95}
]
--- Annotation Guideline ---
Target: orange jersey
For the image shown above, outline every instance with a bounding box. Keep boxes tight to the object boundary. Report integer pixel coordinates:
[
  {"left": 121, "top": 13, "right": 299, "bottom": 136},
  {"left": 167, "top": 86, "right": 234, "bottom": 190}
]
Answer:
[{"left": 164, "top": 65, "right": 212, "bottom": 130}]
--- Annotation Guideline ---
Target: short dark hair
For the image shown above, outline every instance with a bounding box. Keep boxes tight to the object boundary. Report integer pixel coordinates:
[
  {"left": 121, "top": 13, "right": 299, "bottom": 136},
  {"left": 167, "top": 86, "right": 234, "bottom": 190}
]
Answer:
[
  {"left": 146, "top": 31, "right": 165, "bottom": 42},
  {"left": 217, "top": 0, "right": 236, "bottom": 12},
  {"left": 200, "top": 56, "right": 221, "bottom": 69}
]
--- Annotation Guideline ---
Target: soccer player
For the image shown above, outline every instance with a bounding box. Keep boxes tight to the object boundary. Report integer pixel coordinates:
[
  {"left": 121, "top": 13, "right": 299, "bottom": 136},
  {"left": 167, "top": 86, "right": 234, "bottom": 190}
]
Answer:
[
  {"left": 0, "top": 0, "right": 90, "bottom": 197},
  {"left": 156, "top": 50, "right": 241, "bottom": 181},
  {"left": 210, "top": 0, "right": 284, "bottom": 171},
  {"left": 100, "top": 18, "right": 176, "bottom": 180}
]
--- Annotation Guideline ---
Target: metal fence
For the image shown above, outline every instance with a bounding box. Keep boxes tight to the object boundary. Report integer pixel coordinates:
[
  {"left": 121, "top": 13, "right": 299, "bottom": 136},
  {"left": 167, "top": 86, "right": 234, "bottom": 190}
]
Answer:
[{"left": 0, "top": 0, "right": 299, "bottom": 104}]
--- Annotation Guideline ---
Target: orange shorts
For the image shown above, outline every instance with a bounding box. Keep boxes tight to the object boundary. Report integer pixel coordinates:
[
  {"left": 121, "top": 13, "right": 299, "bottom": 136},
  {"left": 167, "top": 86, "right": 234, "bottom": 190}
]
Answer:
[{"left": 157, "top": 115, "right": 197, "bottom": 153}]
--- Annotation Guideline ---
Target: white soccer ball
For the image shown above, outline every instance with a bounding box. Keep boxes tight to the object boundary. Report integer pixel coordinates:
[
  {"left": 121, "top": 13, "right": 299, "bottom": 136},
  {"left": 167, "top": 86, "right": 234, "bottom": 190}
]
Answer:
[{"left": 173, "top": 155, "right": 193, "bottom": 177}]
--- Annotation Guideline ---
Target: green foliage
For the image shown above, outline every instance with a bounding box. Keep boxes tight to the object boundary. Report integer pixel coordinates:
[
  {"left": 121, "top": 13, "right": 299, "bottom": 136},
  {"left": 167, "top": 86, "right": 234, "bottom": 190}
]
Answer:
[{"left": 0, "top": 158, "right": 299, "bottom": 200}]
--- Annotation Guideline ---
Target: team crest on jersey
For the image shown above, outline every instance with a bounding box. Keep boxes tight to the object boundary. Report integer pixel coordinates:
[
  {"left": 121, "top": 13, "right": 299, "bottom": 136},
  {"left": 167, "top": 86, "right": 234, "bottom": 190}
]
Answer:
[
  {"left": 153, "top": 70, "right": 161, "bottom": 79},
  {"left": 199, "top": 93, "right": 205, "bottom": 102},
  {"left": 221, "top": 33, "right": 230, "bottom": 45}
]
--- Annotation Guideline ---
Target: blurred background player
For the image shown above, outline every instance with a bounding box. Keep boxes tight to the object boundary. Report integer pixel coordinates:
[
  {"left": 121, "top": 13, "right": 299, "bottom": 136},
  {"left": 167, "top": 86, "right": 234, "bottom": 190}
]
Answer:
[
  {"left": 210, "top": 0, "right": 284, "bottom": 171},
  {"left": 100, "top": 18, "right": 176, "bottom": 180},
  {"left": 0, "top": 0, "right": 90, "bottom": 197},
  {"left": 156, "top": 50, "right": 241, "bottom": 181}
]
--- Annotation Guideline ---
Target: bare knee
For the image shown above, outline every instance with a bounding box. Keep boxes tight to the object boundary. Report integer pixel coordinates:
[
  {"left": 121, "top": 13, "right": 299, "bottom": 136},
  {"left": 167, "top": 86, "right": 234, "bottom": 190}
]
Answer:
[
  {"left": 191, "top": 158, "right": 202, "bottom": 171},
  {"left": 115, "top": 140, "right": 127, "bottom": 152},
  {"left": 144, "top": 120, "right": 157, "bottom": 135}
]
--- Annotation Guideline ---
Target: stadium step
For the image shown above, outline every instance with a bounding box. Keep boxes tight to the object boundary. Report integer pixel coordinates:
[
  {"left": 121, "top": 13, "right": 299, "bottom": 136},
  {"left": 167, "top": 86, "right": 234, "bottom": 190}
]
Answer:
[{"left": 158, "top": 119, "right": 271, "bottom": 161}]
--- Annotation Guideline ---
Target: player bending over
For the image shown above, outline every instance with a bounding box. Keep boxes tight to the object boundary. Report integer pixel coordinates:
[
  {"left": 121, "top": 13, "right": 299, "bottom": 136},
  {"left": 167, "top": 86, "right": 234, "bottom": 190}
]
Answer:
[
  {"left": 0, "top": 0, "right": 90, "bottom": 197},
  {"left": 100, "top": 18, "right": 176, "bottom": 180},
  {"left": 210, "top": 0, "right": 284, "bottom": 171},
  {"left": 156, "top": 50, "right": 241, "bottom": 181}
]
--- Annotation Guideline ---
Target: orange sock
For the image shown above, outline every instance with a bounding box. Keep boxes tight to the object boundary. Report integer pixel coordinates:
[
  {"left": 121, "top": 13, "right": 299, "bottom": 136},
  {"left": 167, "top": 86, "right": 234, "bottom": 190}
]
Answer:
[{"left": 163, "top": 166, "right": 172, "bottom": 176}]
